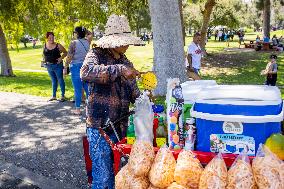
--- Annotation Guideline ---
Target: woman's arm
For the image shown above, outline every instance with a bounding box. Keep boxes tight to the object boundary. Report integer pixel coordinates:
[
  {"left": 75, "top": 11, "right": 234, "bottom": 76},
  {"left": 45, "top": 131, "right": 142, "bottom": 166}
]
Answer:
[
  {"left": 57, "top": 43, "right": 67, "bottom": 63},
  {"left": 80, "top": 49, "right": 137, "bottom": 84},
  {"left": 65, "top": 41, "right": 75, "bottom": 68}
]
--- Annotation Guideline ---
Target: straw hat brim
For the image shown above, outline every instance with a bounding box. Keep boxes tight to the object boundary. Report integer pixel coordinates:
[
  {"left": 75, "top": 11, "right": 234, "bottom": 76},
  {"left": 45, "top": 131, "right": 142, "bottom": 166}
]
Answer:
[{"left": 96, "top": 34, "right": 144, "bottom": 48}]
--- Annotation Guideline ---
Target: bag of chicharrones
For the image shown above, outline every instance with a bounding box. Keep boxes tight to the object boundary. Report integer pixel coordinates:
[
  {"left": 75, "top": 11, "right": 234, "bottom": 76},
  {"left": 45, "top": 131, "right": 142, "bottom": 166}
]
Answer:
[
  {"left": 252, "top": 144, "right": 284, "bottom": 189},
  {"left": 128, "top": 140, "right": 155, "bottom": 177},
  {"left": 167, "top": 182, "right": 188, "bottom": 189},
  {"left": 149, "top": 145, "right": 176, "bottom": 188},
  {"left": 115, "top": 164, "right": 150, "bottom": 189},
  {"left": 148, "top": 184, "right": 162, "bottom": 189},
  {"left": 134, "top": 92, "right": 154, "bottom": 144},
  {"left": 174, "top": 150, "right": 203, "bottom": 189},
  {"left": 227, "top": 150, "right": 257, "bottom": 189},
  {"left": 115, "top": 164, "right": 131, "bottom": 189},
  {"left": 199, "top": 152, "right": 227, "bottom": 189}
]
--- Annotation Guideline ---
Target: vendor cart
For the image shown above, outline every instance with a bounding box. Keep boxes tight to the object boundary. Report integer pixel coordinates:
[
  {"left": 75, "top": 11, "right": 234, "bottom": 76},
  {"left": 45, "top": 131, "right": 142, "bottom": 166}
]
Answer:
[{"left": 82, "top": 136, "right": 254, "bottom": 185}]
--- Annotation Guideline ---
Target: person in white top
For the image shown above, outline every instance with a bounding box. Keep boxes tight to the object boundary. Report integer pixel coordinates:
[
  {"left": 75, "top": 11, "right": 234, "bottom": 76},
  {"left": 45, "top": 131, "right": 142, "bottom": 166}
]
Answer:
[
  {"left": 187, "top": 32, "right": 202, "bottom": 79},
  {"left": 218, "top": 30, "right": 223, "bottom": 41}
]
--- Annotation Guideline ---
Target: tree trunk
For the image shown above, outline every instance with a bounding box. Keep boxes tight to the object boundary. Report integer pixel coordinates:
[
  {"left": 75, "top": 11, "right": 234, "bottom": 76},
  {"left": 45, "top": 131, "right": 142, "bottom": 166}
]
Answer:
[
  {"left": 0, "top": 24, "right": 14, "bottom": 76},
  {"left": 179, "top": 0, "right": 185, "bottom": 46},
  {"left": 263, "top": 0, "right": 271, "bottom": 38},
  {"left": 148, "top": 0, "right": 187, "bottom": 96},
  {"left": 200, "top": 0, "right": 216, "bottom": 50}
]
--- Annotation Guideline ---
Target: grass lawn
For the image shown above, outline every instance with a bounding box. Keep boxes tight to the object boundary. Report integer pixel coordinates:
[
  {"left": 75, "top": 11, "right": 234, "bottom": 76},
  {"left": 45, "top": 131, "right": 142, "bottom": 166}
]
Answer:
[{"left": 1, "top": 30, "right": 284, "bottom": 98}]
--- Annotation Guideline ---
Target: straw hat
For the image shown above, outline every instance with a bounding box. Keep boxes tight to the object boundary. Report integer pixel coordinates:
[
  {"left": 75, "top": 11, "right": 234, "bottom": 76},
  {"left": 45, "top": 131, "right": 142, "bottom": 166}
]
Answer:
[{"left": 96, "top": 14, "right": 144, "bottom": 48}]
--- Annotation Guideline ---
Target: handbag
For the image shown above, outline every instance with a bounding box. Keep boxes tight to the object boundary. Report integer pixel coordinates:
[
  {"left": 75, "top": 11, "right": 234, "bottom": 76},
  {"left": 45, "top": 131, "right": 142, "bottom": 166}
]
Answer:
[{"left": 98, "top": 127, "right": 129, "bottom": 170}]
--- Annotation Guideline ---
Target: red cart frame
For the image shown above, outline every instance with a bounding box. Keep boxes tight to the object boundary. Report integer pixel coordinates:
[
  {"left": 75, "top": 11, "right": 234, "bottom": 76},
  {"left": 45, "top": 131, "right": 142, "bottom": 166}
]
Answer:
[{"left": 82, "top": 136, "right": 254, "bottom": 185}]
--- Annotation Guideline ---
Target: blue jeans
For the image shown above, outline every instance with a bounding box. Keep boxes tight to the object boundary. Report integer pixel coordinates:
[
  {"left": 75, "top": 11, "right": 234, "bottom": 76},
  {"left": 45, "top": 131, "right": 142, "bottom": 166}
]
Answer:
[
  {"left": 87, "top": 128, "right": 117, "bottom": 189},
  {"left": 46, "top": 63, "right": 65, "bottom": 97},
  {"left": 70, "top": 63, "right": 88, "bottom": 108},
  {"left": 193, "top": 67, "right": 200, "bottom": 75}
]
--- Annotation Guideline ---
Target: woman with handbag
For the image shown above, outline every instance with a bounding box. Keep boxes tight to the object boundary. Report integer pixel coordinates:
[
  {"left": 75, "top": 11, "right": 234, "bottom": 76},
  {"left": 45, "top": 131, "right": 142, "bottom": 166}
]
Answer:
[
  {"left": 43, "top": 32, "right": 67, "bottom": 102},
  {"left": 65, "top": 26, "right": 90, "bottom": 115},
  {"left": 80, "top": 14, "right": 143, "bottom": 189}
]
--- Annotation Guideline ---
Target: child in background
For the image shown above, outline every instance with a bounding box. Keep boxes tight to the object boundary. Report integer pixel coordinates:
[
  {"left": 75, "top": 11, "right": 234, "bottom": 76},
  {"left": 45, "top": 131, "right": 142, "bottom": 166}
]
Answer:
[{"left": 261, "top": 54, "right": 278, "bottom": 86}]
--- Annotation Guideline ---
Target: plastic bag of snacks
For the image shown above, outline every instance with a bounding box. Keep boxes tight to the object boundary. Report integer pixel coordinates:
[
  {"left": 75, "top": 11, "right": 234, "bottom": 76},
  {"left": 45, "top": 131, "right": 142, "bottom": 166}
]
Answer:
[
  {"left": 128, "top": 140, "right": 155, "bottom": 177},
  {"left": 149, "top": 146, "right": 176, "bottom": 188},
  {"left": 174, "top": 150, "right": 203, "bottom": 188},
  {"left": 227, "top": 151, "right": 256, "bottom": 189},
  {"left": 252, "top": 144, "right": 284, "bottom": 189},
  {"left": 129, "top": 175, "right": 150, "bottom": 189},
  {"left": 148, "top": 184, "right": 162, "bottom": 189},
  {"left": 134, "top": 92, "right": 154, "bottom": 143},
  {"left": 167, "top": 182, "right": 187, "bottom": 189},
  {"left": 115, "top": 164, "right": 131, "bottom": 189},
  {"left": 115, "top": 163, "right": 150, "bottom": 189},
  {"left": 199, "top": 152, "right": 227, "bottom": 189}
]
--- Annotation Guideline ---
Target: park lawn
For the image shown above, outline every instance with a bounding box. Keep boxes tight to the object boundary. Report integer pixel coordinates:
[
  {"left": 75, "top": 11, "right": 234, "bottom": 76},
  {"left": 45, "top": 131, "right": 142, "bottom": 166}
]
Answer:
[
  {"left": 1, "top": 31, "right": 284, "bottom": 98},
  {"left": 0, "top": 71, "right": 75, "bottom": 99}
]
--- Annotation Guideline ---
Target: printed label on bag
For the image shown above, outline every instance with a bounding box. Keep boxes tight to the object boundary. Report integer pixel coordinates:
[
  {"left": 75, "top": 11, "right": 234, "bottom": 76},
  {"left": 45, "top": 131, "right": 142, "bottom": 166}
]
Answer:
[
  {"left": 222, "top": 122, "right": 243, "bottom": 134},
  {"left": 210, "top": 134, "right": 255, "bottom": 156}
]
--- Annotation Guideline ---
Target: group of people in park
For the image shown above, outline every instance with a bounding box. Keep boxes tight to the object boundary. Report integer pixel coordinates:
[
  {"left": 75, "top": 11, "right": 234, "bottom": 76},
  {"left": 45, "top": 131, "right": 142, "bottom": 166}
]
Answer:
[
  {"left": 42, "top": 27, "right": 93, "bottom": 115},
  {"left": 213, "top": 29, "right": 245, "bottom": 48}
]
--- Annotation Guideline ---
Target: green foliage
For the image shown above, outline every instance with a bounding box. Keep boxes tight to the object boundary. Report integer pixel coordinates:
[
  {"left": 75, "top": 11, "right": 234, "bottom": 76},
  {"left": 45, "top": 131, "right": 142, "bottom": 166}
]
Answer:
[
  {"left": 210, "top": 0, "right": 240, "bottom": 29},
  {"left": 0, "top": 0, "right": 151, "bottom": 48}
]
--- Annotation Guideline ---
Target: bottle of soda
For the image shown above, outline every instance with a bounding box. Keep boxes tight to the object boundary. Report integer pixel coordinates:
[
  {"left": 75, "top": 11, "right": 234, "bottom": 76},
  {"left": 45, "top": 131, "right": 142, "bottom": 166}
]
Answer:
[{"left": 184, "top": 118, "right": 196, "bottom": 150}]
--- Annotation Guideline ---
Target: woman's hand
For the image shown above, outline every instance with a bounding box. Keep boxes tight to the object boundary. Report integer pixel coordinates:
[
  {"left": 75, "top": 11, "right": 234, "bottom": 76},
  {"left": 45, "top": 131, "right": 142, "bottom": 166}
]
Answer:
[
  {"left": 63, "top": 67, "right": 68, "bottom": 75},
  {"left": 57, "top": 57, "right": 63, "bottom": 63},
  {"left": 122, "top": 67, "right": 140, "bottom": 80}
]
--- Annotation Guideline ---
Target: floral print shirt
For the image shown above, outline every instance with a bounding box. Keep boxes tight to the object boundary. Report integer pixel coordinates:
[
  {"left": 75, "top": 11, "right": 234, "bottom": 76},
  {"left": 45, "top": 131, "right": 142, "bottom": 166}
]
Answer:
[{"left": 80, "top": 47, "right": 140, "bottom": 138}]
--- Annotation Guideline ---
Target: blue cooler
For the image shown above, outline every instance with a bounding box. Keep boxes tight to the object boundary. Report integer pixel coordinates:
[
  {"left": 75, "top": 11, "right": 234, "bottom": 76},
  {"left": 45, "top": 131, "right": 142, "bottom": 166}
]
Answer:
[{"left": 191, "top": 85, "right": 283, "bottom": 156}]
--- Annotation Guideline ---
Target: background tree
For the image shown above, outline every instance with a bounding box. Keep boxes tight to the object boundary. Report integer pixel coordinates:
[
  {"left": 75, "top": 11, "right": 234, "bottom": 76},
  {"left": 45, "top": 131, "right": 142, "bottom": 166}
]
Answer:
[
  {"left": 200, "top": 0, "right": 216, "bottom": 50},
  {"left": 148, "top": 0, "right": 187, "bottom": 95}
]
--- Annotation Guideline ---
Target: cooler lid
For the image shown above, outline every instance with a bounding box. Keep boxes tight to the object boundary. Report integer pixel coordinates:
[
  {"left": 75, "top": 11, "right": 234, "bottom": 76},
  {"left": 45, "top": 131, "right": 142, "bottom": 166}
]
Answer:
[
  {"left": 195, "top": 85, "right": 282, "bottom": 105},
  {"left": 181, "top": 80, "right": 217, "bottom": 103}
]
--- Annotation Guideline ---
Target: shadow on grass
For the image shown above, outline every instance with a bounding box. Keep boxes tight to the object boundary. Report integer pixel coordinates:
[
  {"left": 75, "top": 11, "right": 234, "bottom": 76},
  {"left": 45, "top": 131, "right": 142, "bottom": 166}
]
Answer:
[{"left": 203, "top": 50, "right": 284, "bottom": 86}]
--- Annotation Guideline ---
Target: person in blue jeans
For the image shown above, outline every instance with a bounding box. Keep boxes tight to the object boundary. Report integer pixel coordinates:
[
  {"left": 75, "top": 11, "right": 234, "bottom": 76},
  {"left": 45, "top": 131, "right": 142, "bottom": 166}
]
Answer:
[
  {"left": 81, "top": 14, "right": 142, "bottom": 189},
  {"left": 43, "top": 32, "right": 67, "bottom": 101},
  {"left": 65, "top": 26, "right": 90, "bottom": 115}
]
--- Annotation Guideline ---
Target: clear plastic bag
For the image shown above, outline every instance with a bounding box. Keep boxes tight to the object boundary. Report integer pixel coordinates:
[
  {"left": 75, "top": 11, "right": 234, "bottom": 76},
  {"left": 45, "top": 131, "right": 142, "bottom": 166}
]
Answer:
[
  {"left": 149, "top": 146, "right": 176, "bottom": 188},
  {"left": 227, "top": 151, "right": 256, "bottom": 189},
  {"left": 199, "top": 152, "right": 227, "bottom": 189},
  {"left": 129, "top": 175, "right": 150, "bottom": 189},
  {"left": 128, "top": 140, "right": 155, "bottom": 177},
  {"left": 252, "top": 144, "right": 284, "bottom": 189},
  {"left": 167, "top": 182, "right": 187, "bottom": 189},
  {"left": 115, "top": 164, "right": 131, "bottom": 189},
  {"left": 134, "top": 92, "right": 154, "bottom": 143},
  {"left": 115, "top": 163, "right": 150, "bottom": 189},
  {"left": 174, "top": 150, "right": 203, "bottom": 189},
  {"left": 148, "top": 184, "right": 163, "bottom": 189}
]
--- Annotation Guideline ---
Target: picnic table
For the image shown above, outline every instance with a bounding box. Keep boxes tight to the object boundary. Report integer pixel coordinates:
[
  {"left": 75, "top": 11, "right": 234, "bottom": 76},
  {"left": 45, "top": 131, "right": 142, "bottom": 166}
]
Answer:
[{"left": 244, "top": 40, "right": 274, "bottom": 51}]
